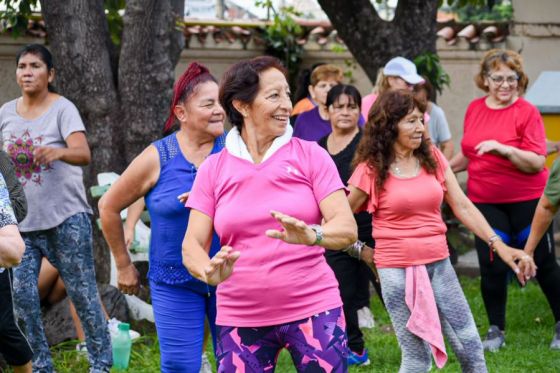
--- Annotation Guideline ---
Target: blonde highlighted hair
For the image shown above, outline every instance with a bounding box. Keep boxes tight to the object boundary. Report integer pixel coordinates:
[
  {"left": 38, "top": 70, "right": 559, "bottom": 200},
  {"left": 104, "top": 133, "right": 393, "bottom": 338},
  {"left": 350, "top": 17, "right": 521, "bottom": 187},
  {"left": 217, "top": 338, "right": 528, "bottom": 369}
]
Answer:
[
  {"left": 474, "top": 49, "right": 529, "bottom": 94},
  {"left": 310, "top": 64, "right": 343, "bottom": 86}
]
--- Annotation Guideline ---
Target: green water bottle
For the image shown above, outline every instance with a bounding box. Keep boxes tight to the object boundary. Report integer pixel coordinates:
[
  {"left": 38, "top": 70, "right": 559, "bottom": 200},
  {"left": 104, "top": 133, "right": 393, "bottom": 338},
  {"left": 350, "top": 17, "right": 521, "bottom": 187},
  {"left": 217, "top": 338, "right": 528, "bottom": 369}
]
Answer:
[{"left": 112, "top": 322, "right": 132, "bottom": 370}]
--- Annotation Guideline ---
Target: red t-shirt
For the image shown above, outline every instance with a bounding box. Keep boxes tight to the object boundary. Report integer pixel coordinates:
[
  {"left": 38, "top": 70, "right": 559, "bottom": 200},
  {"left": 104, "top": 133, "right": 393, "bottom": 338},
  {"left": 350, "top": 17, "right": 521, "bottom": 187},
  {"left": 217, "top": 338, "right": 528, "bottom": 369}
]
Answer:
[
  {"left": 348, "top": 148, "right": 449, "bottom": 268},
  {"left": 461, "top": 97, "right": 548, "bottom": 203}
]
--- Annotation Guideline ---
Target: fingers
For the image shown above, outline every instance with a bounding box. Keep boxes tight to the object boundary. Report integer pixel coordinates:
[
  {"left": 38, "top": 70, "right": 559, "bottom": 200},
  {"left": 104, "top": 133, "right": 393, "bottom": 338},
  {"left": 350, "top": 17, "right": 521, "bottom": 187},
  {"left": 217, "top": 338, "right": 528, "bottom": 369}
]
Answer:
[
  {"left": 177, "top": 192, "right": 190, "bottom": 205},
  {"left": 270, "top": 210, "right": 307, "bottom": 230}
]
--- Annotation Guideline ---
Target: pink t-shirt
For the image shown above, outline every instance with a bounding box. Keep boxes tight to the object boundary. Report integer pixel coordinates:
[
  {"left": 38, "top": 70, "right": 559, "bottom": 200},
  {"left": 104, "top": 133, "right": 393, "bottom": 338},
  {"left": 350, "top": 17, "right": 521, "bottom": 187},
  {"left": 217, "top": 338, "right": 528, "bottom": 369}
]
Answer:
[
  {"left": 461, "top": 97, "right": 548, "bottom": 203},
  {"left": 186, "top": 138, "right": 344, "bottom": 327},
  {"left": 348, "top": 147, "right": 449, "bottom": 268}
]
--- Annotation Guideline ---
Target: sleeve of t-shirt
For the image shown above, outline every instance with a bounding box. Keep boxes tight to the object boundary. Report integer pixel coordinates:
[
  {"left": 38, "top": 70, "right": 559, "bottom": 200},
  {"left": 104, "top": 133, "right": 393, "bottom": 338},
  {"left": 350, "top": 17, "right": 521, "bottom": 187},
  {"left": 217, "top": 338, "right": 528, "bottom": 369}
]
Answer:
[
  {"left": 544, "top": 159, "right": 560, "bottom": 206},
  {"left": 0, "top": 174, "right": 17, "bottom": 228},
  {"left": 185, "top": 156, "right": 217, "bottom": 219},
  {"left": 432, "top": 146, "right": 449, "bottom": 192},
  {"left": 348, "top": 162, "right": 377, "bottom": 213},
  {"left": 431, "top": 105, "right": 452, "bottom": 143},
  {"left": 518, "top": 104, "right": 547, "bottom": 155},
  {"left": 58, "top": 98, "right": 87, "bottom": 139},
  {"left": 306, "top": 142, "right": 345, "bottom": 203}
]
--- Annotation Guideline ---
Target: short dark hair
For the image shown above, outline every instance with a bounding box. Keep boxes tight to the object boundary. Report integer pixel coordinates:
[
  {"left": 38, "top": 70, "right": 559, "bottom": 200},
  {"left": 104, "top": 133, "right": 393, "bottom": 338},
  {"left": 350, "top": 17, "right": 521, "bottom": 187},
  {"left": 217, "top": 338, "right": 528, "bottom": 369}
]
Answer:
[
  {"left": 16, "top": 44, "right": 56, "bottom": 92},
  {"left": 326, "top": 84, "right": 362, "bottom": 109},
  {"left": 219, "top": 56, "right": 287, "bottom": 132}
]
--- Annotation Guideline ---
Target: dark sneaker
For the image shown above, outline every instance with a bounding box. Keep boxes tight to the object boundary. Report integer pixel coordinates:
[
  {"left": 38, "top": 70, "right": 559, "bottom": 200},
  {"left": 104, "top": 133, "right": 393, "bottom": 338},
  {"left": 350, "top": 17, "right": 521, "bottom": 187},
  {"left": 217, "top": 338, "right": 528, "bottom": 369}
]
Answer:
[
  {"left": 482, "top": 325, "right": 505, "bottom": 352},
  {"left": 551, "top": 321, "right": 560, "bottom": 350},
  {"left": 348, "top": 348, "right": 370, "bottom": 366}
]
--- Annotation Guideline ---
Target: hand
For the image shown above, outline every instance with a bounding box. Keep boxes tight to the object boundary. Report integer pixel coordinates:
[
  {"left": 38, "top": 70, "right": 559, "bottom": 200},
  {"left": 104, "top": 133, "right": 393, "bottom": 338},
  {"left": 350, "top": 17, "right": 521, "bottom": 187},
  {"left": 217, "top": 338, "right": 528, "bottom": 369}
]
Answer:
[
  {"left": 475, "top": 140, "right": 511, "bottom": 158},
  {"left": 204, "top": 246, "right": 241, "bottom": 286},
  {"left": 177, "top": 191, "right": 190, "bottom": 206},
  {"left": 33, "top": 146, "right": 62, "bottom": 166},
  {"left": 360, "top": 245, "right": 380, "bottom": 283},
  {"left": 117, "top": 262, "right": 141, "bottom": 295},
  {"left": 494, "top": 243, "right": 537, "bottom": 286},
  {"left": 265, "top": 210, "right": 316, "bottom": 246},
  {"left": 123, "top": 225, "right": 135, "bottom": 250}
]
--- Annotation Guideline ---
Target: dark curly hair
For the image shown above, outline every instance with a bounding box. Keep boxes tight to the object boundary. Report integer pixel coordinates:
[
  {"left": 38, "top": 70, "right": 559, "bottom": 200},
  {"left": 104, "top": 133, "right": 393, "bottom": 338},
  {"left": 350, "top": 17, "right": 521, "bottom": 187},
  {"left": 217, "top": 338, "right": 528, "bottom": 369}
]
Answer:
[{"left": 352, "top": 90, "right": 437, "bottom": 193}]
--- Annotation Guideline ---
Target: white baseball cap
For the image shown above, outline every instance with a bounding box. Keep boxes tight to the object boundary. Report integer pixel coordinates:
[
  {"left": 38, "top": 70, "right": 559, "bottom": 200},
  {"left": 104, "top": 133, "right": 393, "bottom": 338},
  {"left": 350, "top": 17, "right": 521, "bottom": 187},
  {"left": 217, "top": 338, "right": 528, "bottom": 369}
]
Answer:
[{"left": 383, "top": 57, "right": 425, "bottom": 85}]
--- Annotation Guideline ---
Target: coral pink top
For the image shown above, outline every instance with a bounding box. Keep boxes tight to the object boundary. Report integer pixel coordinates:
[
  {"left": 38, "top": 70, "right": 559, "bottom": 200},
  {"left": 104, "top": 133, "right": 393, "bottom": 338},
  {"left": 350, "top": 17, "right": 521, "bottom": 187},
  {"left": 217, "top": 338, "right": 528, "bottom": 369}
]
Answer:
[
  {"left": 461, "top": 97, "right": 548, "bottom": 203},
  {"left": 349, "top": 148, "right": 449, "bottom": 268},
  {"left": 187, "top": 138, "right": 344, "bottom": 327}
]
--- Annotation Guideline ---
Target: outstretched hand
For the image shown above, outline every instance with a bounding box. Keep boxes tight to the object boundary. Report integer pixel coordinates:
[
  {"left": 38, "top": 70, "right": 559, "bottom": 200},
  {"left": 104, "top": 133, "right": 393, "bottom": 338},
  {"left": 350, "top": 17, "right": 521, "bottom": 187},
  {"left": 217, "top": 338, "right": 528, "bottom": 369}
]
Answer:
[
  {"left": 494, "top": 243, "right": 537, "bottom": 286},
  {"left": 265, "top": 210, "right": 316, "bottom": 246},
  {"left": 204, "top": 246, "right": 241, "bottom": 286}
]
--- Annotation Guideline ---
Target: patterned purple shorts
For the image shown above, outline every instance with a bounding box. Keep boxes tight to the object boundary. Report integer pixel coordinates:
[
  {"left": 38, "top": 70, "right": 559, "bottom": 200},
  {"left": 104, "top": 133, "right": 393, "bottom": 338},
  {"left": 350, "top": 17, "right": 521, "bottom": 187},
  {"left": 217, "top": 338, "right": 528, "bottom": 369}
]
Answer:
[{"left": 216, "top": 306, "right": 348, "bottom": 372}]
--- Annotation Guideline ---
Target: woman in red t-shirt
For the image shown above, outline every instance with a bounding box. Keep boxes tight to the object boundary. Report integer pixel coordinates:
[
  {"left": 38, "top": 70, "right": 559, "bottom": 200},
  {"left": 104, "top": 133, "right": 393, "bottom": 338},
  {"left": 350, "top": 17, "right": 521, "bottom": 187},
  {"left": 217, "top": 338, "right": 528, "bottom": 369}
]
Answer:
[
  {"left": 450, "top": 49, "right": 560, "bottom": 351},
  {"left": 348, "top": 90, "right": 534, "bottom": 372}
]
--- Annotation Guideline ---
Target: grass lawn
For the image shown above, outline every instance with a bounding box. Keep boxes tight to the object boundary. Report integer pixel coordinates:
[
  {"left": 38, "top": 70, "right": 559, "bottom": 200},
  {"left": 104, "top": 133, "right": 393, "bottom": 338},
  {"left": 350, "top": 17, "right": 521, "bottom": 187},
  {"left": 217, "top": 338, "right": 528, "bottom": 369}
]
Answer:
[{"left": 38, "top": 277, "right": 559, "bottom": 372}]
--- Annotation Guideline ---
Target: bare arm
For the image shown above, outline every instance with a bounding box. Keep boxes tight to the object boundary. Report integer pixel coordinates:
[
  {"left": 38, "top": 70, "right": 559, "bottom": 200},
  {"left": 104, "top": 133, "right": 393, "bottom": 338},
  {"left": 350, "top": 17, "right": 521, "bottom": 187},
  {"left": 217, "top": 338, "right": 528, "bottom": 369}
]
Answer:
[
  {"left": 182, "top": 209, "right": 240, "bottom": 286},
  {"left": 475, "top": 140, "right": 545, "bottom": 174},
  {"left": 266, "top": 190, "right": 358, "bottom": 250},
  {"left": 524, "top": 194, "right": 558, "bottom": 256},
  {"left": 33, "top": 131, "right": 91, "bottom": 166},
  {"left": 443, "top": 167, "right": 536, "bottom": 283},
  {"left": 0, "top": 224, "right": 25, "bottom": 267},
  {"left": 123, "top": 198, "right": 146, "bottom": 249},
  {"left": 439, "top": 140, "right": 454, "bottom": 160},
  {"left": 449, "top": 151, "right": 469, "bottom": 173},
  {"left": 98, "top": 145, "right": 160, "bottom": 294}
]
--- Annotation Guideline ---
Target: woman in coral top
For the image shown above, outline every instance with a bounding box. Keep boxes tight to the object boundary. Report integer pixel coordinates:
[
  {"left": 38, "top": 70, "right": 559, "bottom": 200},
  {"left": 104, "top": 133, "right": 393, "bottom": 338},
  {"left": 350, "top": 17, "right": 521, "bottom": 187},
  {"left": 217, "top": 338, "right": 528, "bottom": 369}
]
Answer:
[
  {"left": 347, "top": 90, "right": 535, "bottom": 373},
  {"left": 450, "top": 49, "right": 560, "bottom": 351}
]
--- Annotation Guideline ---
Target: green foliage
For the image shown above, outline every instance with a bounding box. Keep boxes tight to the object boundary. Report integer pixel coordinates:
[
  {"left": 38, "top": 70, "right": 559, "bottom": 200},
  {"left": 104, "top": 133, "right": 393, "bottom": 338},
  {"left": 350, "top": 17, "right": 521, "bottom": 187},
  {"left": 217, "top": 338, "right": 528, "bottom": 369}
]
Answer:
[
  {"left": 414, "top": 52, "right": 451, "bottom": 96},
  {"left": 0, "top": 0, "right": 125, "bottom": 45},
  {"left": 451, "top": 0, "right": 513, "bottom": 22},
  {"left": 104, "top": 0, "right": 126, "bottom": 45},
  {"left": 255, "top": 0, "right": 304, "bottom": 86},
  {"left": 0, "top": 0, "right": 39, "bottom": 37}
]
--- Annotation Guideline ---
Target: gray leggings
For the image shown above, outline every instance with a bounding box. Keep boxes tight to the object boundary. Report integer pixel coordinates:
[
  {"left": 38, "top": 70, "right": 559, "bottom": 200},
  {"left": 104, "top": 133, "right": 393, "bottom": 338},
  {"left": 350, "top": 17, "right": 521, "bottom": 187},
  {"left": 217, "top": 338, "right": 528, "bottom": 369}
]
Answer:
[{"left": 379, "top": 258, "right": 487, "bottom": 373}]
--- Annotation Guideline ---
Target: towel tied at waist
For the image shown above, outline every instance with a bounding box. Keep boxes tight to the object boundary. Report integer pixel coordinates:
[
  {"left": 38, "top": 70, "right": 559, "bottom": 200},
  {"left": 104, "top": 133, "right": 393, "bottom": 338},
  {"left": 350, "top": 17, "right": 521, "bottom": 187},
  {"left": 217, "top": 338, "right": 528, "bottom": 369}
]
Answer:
[{"left": 405, "top": 265, "right": 448, "bottom": 368}]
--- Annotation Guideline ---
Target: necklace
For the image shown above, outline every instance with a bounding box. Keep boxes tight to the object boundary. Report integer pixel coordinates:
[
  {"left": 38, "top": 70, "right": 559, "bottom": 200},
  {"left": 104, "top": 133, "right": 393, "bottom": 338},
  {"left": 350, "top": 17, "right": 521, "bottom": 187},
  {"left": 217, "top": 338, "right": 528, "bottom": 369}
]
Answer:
[{"left": 391, "top": 158, "right": 420, "bottom": 177}]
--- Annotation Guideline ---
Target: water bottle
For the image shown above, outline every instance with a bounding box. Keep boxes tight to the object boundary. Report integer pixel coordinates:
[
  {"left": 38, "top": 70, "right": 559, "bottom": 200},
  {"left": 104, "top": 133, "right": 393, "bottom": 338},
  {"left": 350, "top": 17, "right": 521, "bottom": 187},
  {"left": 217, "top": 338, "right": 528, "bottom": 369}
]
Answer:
[{"left": 112, "top": 322, "right": 132, "bottom": 370}]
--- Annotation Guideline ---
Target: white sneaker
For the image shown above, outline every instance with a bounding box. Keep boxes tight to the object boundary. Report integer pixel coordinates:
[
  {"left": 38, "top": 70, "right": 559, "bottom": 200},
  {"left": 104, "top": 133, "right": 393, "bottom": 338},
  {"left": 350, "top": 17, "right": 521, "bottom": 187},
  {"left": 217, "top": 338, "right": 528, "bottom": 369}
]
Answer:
[
  {"left": 357, "top": 306, "right": 375, "bottom": 329},
  {"left": 200, "top": 352, "right": 212, "bottom": 373},
  {"left": 75, "top": 341, "right": 88, "bottom": 356},
  {"left": 107, "top": 318, "right": 141, "bottom": 340}
]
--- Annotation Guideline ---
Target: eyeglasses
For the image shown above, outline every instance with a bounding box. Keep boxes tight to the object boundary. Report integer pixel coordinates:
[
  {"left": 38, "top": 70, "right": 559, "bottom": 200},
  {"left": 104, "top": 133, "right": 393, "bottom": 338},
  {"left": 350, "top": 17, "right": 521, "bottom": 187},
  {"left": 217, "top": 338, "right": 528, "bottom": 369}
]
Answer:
[
  {"left": 332, "top": 104, "right": 359, "bottom": 112},
  {"left": 487, "top": 74, "right": 519, "bottom": 85}
]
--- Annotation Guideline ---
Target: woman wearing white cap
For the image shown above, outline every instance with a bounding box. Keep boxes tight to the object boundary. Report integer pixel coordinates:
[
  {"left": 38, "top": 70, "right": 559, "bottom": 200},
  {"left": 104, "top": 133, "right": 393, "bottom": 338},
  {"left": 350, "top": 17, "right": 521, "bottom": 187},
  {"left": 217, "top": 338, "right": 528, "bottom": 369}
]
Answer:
[{"left": 361, "top": 56, "right": 425, "bottom": 120}]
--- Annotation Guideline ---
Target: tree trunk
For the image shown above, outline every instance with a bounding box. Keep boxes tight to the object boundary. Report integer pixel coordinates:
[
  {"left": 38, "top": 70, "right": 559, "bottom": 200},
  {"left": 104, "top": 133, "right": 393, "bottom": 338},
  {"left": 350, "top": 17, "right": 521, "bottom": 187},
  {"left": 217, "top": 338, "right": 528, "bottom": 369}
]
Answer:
[
  {"left": 317, "top": 0, "right": 439, "bottom": 85},
  {"left": 39, "top": 0, "right": 184, "bottom": 282}
]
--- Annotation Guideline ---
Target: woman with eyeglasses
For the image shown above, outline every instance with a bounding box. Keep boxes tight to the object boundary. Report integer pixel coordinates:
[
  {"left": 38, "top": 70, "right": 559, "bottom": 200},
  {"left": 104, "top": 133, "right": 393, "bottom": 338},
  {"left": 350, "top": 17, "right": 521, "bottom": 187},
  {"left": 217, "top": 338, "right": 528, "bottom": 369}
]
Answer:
[{"left": 450, "top": 49, "right": 560, "bottom": 351}]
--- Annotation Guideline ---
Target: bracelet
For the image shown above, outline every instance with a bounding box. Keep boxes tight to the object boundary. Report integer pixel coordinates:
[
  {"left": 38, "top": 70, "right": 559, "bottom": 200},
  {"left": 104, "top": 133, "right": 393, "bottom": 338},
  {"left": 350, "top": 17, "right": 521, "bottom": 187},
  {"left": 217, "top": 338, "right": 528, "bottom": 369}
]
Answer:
[
  {"left": 344, "top": 240, "right": 365, "bottom": 260},
  {"left": 488, "top": 234, "right": 503, "bottom": 252}
]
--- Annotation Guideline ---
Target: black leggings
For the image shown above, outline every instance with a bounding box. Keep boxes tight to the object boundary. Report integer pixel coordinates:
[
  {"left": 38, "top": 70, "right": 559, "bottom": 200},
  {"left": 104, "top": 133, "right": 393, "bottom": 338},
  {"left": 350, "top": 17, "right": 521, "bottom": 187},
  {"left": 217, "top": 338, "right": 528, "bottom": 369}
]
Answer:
[
  {"left": 475, "top": 199, "right": 560, "bottom": 330},
  {"left": 0, "top": 268, "right": 33, "bottom": 366}
]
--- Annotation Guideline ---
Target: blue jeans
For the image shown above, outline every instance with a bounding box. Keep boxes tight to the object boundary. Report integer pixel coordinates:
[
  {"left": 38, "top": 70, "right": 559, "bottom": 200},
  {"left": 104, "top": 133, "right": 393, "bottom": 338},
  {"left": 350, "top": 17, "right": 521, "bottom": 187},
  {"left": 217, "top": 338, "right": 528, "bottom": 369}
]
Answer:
[
  {"left": 13, "top": 213, "right": 112, "bottom": 373},
  {"left": 150, "top": 279, "right": 217, "bottom": 373}
]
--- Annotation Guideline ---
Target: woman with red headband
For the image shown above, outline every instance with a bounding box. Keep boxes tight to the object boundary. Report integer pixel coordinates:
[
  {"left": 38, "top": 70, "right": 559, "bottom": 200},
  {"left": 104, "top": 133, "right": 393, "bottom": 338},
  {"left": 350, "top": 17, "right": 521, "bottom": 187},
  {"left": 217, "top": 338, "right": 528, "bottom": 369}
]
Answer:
[{"left": 99, "top": 62, "right": 226, "bottom": 372}]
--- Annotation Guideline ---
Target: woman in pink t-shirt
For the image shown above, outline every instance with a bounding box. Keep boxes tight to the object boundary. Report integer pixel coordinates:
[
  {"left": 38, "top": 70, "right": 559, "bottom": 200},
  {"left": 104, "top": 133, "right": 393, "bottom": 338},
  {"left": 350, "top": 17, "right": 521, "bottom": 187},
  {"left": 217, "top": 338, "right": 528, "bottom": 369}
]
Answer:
[
  {"left": 450, "top": 49, "right": 560, "bottom": 351},
  {"left": 347, "top": 90, "right": 535, "bottom": 372},
  {"left": 183, "top": 56, "right": 358, "bottom": 372}
]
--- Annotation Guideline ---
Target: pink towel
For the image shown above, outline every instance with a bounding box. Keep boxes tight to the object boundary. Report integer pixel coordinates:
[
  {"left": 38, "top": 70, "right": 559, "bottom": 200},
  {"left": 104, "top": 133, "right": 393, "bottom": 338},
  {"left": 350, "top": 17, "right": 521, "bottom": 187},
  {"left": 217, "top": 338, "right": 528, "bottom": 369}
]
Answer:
[{"left": 405, "top": 265, "right": 448, "bottom": 368}]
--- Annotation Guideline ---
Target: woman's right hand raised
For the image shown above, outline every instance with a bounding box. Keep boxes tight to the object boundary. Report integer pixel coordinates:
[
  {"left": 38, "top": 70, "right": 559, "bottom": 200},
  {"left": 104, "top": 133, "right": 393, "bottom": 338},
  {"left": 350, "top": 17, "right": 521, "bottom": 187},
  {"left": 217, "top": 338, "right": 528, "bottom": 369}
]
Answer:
[
  {"left": 493, "top": 242, "right": 537, "bottom": 286},
  {"left": 204, "top": 246, "right": 241, "bottom": 286}
]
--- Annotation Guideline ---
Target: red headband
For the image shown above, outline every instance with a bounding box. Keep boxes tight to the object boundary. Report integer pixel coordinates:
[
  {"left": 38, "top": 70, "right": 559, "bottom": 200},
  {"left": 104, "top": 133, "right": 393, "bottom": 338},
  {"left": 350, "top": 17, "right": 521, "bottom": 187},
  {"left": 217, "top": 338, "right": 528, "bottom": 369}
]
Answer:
[{"left": 163, "top": 62, "right": 210, "bottom": 133}]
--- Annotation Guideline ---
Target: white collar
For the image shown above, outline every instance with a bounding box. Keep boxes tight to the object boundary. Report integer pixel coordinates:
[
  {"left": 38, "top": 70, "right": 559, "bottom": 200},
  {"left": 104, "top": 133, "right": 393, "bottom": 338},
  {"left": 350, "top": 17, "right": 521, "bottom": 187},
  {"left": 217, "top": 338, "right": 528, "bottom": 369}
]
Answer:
[{"left": 225, "top": 124, "right": 293, "bottom": 163}]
